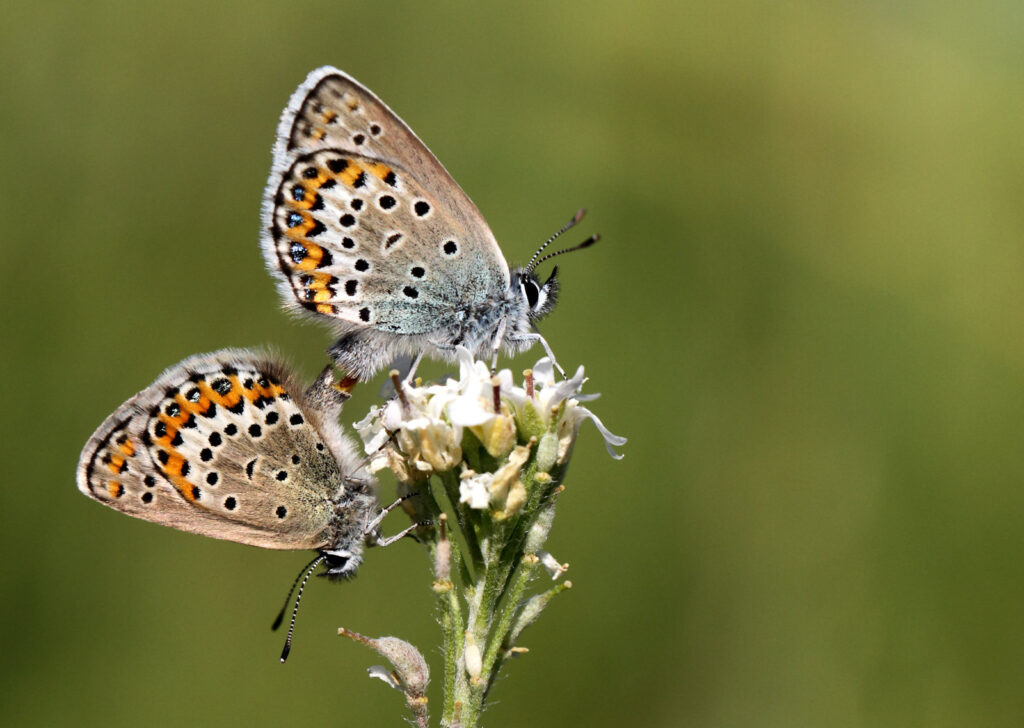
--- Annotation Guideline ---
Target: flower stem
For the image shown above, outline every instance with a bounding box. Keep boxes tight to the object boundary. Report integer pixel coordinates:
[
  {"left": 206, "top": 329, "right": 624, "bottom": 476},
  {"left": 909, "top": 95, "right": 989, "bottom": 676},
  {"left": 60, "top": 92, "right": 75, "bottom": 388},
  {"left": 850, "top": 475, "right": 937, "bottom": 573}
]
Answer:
[{"left": 436, "top": 465, "right": 570, "bottom": 727}]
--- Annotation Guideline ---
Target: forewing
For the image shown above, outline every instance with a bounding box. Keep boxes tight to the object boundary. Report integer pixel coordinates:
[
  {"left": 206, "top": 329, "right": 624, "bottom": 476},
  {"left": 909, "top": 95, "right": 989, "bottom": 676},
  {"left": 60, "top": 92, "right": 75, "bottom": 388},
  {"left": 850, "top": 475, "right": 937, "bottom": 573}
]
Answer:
[
  {"left": 266, "top": 149, "right": 506, "bottom": 333},
  {"left": 272, "top": 66, "right": 501, "bottom": 242},
  {"left": 77, "top": 350, "right": 348, "bottom": 550}
]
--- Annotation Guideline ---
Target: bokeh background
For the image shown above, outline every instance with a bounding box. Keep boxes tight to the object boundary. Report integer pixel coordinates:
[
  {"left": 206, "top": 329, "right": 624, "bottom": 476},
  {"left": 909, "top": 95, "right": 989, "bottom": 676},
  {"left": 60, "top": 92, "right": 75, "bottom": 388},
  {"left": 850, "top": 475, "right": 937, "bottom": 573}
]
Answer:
[{"left": 4, "top": 2, "right": 1024, "bottom": 726}]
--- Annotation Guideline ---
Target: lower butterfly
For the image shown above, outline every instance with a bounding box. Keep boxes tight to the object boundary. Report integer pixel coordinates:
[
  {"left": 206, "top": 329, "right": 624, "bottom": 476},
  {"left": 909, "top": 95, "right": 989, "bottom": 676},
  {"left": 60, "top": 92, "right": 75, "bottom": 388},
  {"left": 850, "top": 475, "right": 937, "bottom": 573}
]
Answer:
[{"left": 76, "top": 349, "right": 418, "bottom": 660}]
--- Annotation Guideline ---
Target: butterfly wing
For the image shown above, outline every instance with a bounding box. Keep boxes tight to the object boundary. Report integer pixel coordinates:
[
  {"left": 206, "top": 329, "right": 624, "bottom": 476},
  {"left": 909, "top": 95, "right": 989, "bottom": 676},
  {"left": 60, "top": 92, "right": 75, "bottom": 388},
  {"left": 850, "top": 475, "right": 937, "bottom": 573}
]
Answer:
[
  {"left": 261, "top": 68, "right": 510, "bottom": 338},
  {"left": 265, "top": 148, "right": 503, "bottom": 330},
  {"left": 76, "top": 350, "right": 364, "bottom": 551}
]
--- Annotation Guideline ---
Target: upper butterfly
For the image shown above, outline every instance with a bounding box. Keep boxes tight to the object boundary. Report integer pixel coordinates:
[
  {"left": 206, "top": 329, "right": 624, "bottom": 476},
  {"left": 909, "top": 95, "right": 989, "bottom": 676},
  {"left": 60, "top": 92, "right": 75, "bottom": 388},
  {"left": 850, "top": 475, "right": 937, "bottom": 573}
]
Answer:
[{"left": 260, "top": 67, "right": 595, "bottom": 380}]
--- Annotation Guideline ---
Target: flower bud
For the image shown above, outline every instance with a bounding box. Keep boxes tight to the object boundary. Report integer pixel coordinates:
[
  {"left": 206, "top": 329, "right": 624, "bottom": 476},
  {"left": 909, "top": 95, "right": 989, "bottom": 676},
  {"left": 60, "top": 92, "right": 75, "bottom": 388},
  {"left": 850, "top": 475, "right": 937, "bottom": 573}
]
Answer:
[
  {"left": 536, "top": 431, "right": 558, "bottom": 473},
  {"left": 464, "top": 631, "right": 482, "bottom": 682},
  {"left": 339, "top": 629, "right": 430, "bottom": 699}
]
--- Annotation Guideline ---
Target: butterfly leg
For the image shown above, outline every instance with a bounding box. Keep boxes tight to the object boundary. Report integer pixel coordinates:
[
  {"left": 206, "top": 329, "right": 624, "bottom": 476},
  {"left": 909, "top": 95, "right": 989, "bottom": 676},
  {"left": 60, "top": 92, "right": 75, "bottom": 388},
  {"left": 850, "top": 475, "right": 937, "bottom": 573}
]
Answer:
[
  {"left": 489, "top": 319, "right": 509, "bottom": 373},
  {"left": 364, "top": 492, "right": 420, "bottom": 535},
  {"left": 405, "top": 351, "right": 424, "bottom": 383},
  {"left": 509, "top": 327, "right": 567, "bottom": 378},
  {"left": 375, "top": 520, "right": 432, "bottom": 547},
  {"left": 364, "top": 492, "right": 432, "bottom": 546}
]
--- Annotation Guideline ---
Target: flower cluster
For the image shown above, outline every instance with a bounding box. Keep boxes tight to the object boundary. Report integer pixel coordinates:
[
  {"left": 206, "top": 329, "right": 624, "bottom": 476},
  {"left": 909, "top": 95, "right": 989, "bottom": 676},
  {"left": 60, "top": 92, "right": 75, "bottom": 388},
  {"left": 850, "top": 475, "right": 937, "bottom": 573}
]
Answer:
[{"left": 355, "top": 348, "right": 624, "bottom": 516}]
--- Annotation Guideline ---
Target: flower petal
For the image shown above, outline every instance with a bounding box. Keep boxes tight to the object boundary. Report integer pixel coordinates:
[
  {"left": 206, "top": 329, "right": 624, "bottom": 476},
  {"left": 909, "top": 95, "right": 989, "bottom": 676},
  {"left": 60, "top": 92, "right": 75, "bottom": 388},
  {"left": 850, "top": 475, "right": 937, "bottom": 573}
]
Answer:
[
  {"left": 548, "top": 365, "right": 587, "bottom": 403},
  {"left": 576, "top": 405, "right": 627, "bottom": 459},
  {"left": 459, "top": 472, "right": 492, "bottom": 509},
  {"left": 367, "top": 665, "right": 402, "bottom": 690},
  {"left": 532, "top": 357, "right": 555, "bottom": 386},
  {"left": 447, "top": 395, "right": 494, "bottom": 426},
  {"left": 537, "top": 550, "right": 569, "bottom": 580}
]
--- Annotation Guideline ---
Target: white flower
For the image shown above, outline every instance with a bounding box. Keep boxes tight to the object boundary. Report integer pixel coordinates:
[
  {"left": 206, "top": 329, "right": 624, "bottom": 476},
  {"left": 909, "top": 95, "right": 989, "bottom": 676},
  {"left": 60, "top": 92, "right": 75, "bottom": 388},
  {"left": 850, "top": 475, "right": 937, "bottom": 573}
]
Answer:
[
  {"left": 505, "top": 355, "right": 626, "bottom": 463},
  {"left": 537, "top": 550, "right": 570, "bottom": 580},
  {"left": 487, "top": 444, "right": 530, "bottom": 519},
  {"left": 354, "top": 405, "right": 391, "bottom": 473},
  {"left": 355, "top": 378, "right": 462, "bottom": 479},
  {"left": 445, "top": 349, "right": 517, "bottom": 457},
  {"left": 458, "top": 446, "right": 530, "bottom": 518},
  {"left": 459, "top": 469, "right": 492, "bottom": 509},
  {"left": 355, "top": 348, "right": 625, "bottom": 483}
]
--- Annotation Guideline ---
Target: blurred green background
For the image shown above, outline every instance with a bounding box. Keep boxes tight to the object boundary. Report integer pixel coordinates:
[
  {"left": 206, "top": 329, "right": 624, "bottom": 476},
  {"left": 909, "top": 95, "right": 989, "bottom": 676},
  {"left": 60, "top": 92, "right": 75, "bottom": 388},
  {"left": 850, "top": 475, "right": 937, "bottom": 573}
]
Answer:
[{"left": 4, "top": 1, "right": 1024, "bottom": 726}]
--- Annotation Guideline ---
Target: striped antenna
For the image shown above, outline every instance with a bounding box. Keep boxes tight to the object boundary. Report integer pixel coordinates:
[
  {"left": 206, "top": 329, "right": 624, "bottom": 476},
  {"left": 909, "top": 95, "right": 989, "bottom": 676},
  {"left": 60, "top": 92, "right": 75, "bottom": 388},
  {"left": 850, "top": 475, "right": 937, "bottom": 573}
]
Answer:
[
  {"left": 272, "top": 553, "right": 326, "bottom": 663},
  {"left": 525, "top": 208, "right": 587, "bottom": 274}
]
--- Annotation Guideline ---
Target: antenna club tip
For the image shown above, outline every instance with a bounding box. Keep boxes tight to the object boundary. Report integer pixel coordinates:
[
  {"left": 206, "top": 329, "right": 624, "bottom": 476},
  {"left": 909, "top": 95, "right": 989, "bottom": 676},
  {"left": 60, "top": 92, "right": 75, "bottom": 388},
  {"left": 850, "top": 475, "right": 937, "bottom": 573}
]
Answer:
[
  {"left": 583, "top": 234, "right": 600, "bottom": 247},
  {"left": 280, "top": 645, "right": 291, "bottom": 662},
  {"left": 271, "top": 614, "right": 284, "bottom": 631},
  {"left": 573, "top": 208, "right": 587, "bottom": 224}
]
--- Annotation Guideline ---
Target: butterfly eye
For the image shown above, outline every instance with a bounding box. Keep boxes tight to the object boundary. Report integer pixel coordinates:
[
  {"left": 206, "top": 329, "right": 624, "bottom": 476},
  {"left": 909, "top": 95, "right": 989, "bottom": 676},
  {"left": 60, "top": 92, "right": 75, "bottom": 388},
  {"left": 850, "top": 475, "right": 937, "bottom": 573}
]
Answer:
[
  {"left": 521, "top": 277, "right": 540, "bottom": 309},
  {"left": 325, "top": 553, "right": 349, "bottom": 570},
  {"left": 524, "top": 267, "right": 559, "bottom": 320},
  {"left": 323, "top": 550, "right": 359, "bottom": 578}
]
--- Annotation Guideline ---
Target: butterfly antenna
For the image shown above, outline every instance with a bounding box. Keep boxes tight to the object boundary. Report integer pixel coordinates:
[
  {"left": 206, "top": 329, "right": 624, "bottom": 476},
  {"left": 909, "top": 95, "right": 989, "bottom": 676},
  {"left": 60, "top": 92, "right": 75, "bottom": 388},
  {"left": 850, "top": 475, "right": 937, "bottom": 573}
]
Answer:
[
  {"left": 271, "top": 554, "right": 320, "bottom": 631},
  {"left": 274, "top": 553, "right": 325, "bottom": 663},
  {"left": 529, "top": 233, "right": 600, "bottom": 270},
  {"left": 526, "top": 208, "right": 587, "bottom": 274}
]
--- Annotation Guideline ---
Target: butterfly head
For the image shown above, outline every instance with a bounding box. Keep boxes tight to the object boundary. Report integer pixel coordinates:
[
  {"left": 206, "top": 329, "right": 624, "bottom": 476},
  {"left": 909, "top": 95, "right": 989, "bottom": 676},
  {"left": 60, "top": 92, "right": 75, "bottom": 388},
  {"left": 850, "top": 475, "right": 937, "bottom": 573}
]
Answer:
[
  {"left": 517, "top": 267, "right": 560, "bottom": 321},
  {"left": 320, "top": 493, "right": 379, "bottom": 580},
  {"left": 517, "top": 209, "right": 599, "bottom": 324}
]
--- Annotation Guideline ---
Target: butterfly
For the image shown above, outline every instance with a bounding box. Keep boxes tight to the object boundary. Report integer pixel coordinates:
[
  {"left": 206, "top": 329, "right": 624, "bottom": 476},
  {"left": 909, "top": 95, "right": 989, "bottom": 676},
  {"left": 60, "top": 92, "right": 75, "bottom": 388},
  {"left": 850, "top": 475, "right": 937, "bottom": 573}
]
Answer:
[
  {"left": 260, "top": 67, "right": 596, "bottom": 381},
  {"left": 76, "top": 349, "right": 417, "bottom": 659}
]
